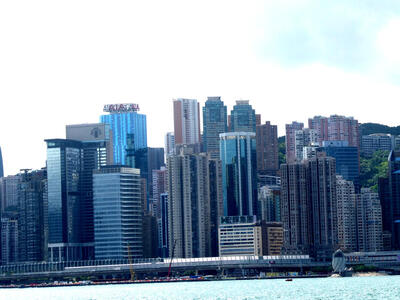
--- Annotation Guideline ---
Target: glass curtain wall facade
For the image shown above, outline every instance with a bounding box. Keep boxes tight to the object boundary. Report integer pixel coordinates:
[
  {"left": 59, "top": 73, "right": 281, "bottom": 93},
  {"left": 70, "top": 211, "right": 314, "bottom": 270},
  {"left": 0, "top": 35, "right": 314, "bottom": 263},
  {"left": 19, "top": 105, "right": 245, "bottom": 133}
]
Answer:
[
  {"left": 220, "top": 132, "right": 257, "bottom": 217},
  {"left": 229, "top": 101, "right": 257, "bottom": 133},
  {"left": 100, "top": 112, "right": 147, "bottom": 165},
  {"left": 93, "top": 166, "right": 143, "bottom": 259},
  {"left": 0, "top": 146, "right": 3, "bottom": 178}
]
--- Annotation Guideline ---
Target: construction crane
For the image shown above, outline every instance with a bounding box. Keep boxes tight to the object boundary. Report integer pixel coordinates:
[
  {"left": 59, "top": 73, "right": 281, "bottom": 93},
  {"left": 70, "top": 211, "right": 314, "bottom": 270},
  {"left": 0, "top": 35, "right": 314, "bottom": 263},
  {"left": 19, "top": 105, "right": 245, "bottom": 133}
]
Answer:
[
  {"left": 167, "top": 239, "right": 178, "bottom": 279},
  {"left": 127, "top": 242, "right": 135, "bottom": 281}
]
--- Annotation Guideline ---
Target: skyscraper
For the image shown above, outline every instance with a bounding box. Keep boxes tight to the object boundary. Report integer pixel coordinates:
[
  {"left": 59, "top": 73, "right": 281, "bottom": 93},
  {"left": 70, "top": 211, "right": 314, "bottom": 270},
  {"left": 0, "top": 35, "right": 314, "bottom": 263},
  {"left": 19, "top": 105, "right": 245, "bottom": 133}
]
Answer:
[
  {"left": 0, "top": 174, "right": 20, "bottom": 213},
  {"left": 220, "top": 132, "right": 257, "bottom": 216},
  {"left": 0, "top": 146, "right": 3, "bottom": 178},
  {"left": 45, "top": 139, "right": 91, "bottom": 261},
  {"left": 317, "top": 141, "right": 360, "bottom": 191},
  {"left": 164, "top": 132, "right": 175, "bottom": 156},
  {"left": 1, "top": 216, "right": 18, "bottom": 264},
  {"left": 173, "top": 98, "right": 201, "bottom": 145},
  {"left": 202, "top": 97, "right": 227, "bottom": 158},
  {"left": 17, "top": 169, "right": 48, "bottom": 262},
  {"left": 256, "top": 121, "right": 279, "bottom": 176},
  {"left": 100, "top": 103, "right": 147, "bottom": 164},
  {"left": 93, "top": 166, "right": 143, "bottom": 259},
  {"left": 285, "top": 122, "right": 304, "bottom": 164},
  {"left": 167, "top": 149, "right": 211, "bottom": 258},
  {"left": 258, "top": 185, "right": 281, "bottom": 222},
  {"left": 357, "top": 188, "right": 384, "bottom": 252},
  {"left": 294, "top": 128, "right": 318, "bottom": 162},
  {"left": 229, "top": 100, "right": 257, "bottom": 133},
  {"left": 389, "top": 151, "right": 400, "bottom": 249},
  {"left": 336, "top": 176, "right": 357, "bottom": 252}
]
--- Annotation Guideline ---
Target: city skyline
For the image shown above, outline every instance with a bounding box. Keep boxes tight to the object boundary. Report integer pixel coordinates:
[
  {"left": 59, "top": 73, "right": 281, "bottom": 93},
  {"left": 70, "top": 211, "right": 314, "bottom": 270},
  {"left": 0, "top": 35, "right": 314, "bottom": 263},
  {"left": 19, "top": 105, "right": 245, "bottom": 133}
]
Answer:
[{"left": 2, "top": 1, "right": 400, "bottom": 176}]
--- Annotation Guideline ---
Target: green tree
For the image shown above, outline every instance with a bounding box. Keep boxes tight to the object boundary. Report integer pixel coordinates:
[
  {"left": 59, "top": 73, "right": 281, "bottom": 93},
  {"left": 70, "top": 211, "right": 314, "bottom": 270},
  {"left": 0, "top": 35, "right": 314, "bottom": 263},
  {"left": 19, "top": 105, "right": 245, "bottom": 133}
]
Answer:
[{"left": 360, "top": 150, "right": 389, "bottom": 191}]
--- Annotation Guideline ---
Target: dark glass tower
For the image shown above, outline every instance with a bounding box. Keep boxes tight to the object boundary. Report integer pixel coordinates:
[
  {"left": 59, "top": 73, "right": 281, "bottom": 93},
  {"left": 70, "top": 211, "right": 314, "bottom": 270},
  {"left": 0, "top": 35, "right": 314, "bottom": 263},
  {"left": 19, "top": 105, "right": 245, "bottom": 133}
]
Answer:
[
  {"left": 202, "top": 97, "right": 227, "bottom": 158},
  {"left": 229, "top": 100, "right": 257, "bottom": 133},
  {"left": 0, "top": 146, "right": 3, "bottom": 178},
  {"left": 389, "top": 151, "right": 400, "bottom": 249},
  {"left": 220, "top": 132, "right": 257, "bottom": 216}
]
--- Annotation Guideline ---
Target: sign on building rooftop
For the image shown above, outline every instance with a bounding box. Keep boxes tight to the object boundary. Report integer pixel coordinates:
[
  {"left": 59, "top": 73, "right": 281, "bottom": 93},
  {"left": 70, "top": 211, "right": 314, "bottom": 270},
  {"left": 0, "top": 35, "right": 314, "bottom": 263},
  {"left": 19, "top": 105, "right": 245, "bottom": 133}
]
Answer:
[{"left": 103, "top": 103, "right": 140, "bottom": 113}]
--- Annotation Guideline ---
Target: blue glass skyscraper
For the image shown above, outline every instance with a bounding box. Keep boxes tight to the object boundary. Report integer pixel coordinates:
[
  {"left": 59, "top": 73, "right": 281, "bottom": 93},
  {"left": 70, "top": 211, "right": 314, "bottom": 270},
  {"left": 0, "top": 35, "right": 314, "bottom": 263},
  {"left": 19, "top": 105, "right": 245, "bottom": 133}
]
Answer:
[
  {"left": 100, "top": 104, "right": 147, "bottom": 165},
  {"left": 220, "top": 132, "right": 257, "bottom": 216}
]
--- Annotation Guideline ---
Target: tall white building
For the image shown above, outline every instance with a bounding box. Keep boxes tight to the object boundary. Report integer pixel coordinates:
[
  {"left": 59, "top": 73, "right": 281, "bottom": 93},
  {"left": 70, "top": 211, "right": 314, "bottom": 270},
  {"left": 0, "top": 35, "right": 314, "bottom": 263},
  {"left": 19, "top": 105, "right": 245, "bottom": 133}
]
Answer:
[
  {"left": 357, "top": 188, "right": 384, "bottom": 252},
  {"left": 173, "top": 98, "right": 201, "bottom": 145},
  {"left": 294, "top": 128, "right": 318, "bottom": 162},
  {"left": 336, "top": 176, "right": 357, "bottom": 252}
]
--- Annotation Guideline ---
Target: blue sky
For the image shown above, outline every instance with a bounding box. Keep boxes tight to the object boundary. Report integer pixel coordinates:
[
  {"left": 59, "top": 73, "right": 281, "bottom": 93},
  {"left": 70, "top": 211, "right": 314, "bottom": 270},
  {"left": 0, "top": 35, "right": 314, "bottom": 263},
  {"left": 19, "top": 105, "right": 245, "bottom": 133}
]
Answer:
[{"left": 1, "top": 0, "right": 400, "bottom": 175}]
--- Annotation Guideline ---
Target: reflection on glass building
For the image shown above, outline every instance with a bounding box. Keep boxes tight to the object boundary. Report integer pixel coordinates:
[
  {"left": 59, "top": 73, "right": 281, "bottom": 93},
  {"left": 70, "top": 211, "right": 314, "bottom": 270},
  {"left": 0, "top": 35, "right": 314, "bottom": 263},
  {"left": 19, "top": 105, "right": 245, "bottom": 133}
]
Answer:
[
  {"left": 93, "top": 166, "right": 143, "bottom": 260},
  {"left": 100, "top": 108, "right": 147, "bottom": 165},
  {"left": 220, "top": 132, "right": 257, "bottom": 217}
]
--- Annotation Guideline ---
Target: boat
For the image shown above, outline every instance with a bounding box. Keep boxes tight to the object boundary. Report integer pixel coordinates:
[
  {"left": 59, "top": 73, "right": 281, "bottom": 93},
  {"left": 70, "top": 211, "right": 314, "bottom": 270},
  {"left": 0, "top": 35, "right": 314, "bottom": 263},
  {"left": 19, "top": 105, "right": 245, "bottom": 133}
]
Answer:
[{"left": 285, "top": 278, "right": 293, "bottom": 282}]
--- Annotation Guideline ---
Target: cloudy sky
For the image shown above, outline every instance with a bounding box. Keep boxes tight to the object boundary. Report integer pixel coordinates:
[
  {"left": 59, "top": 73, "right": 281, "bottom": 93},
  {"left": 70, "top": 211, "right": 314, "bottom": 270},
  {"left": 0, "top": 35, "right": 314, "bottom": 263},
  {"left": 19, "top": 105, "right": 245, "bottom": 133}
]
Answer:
[{"left": 1, "top": 0, "right": 400, "bottom": 176}]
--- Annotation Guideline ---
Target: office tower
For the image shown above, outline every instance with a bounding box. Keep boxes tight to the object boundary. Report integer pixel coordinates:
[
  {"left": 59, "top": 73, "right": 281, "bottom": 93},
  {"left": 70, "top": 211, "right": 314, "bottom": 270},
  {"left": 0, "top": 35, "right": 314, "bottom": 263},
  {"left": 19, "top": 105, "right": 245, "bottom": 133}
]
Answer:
[
  {"left": 220, "top": 132, "right": 257, "bottom": 216},
  {"left": 294, "top": 128, "right": 318, "bottom": 162},
  {"left": 389, "top": 151, "right": 400, "bottom": 249},
  {"left": 285, "top": 122, "right": 304, "bottom": 164},
  {"left": 66, "top": 123, "right": 114, "bottom": 164},
  {"left": 280, "top": 163, "right": 310, "bottom": 255},
  {"left": 256, "top": 121, "right": 279, "bottom": 176},
  {"left": 0, "top": 175, "right": 20, "bottom": 214},
  {"left": 264, "top": 222, "right": 284, "bottom": 255},
  {"left": 100, "top": 103, "right": 147, "bottom": 164},
  {"left": 0, "top": 146, "right": 3, "bottom": 178},
  {"left": 357, "top": 188, "right": 384, "bottom": 252},
  {"left": 308, "top": 156, "right": 337, "bottom": 260},
  {"left": 165, "top": 132, "right": 175, "bottom": 156},
  {"left": 361, "top": 134, "right": 392, "bottom": 157},
  {"left": 46, "top": 139, "right": 89, "bottom": 261},
  {"left": 317, "top": 141, "right": 360, "bottom": 191},
  {"left": 229, "top": 100, "right": 257, "bottom": 133},
  {"left": 17, "top": 169, "right": 47, "bottom": 263},
  {"left": 219, "top": 216, "right": 263, "bottom": 256},
  {"left": 173, "top": 98, "right": 201, "bottom": 145},
  {"left": 308, "top": 116, "right": 328, "bottom": 144},
  {"left": 93, "top": 166, "right": 143, "bottom": 259},
  {"left": 209, "top": 158, "right": 223, "bottom": 257},
  {"left": 1, "top": 216, "right": 18, "bottom": 264},
  {"left": 309, "top": 115, "right": 360, "bottom": 149},
  {"left": 336, "top": 176, "right": 357, "bottom": 252},
  {"left": 158, "top": 193, "right": 169, "bottom": 257},
  {"left": 66, "top": 124, "right": 113, "bottom": 246},
  {"left": 258, "top": 185, "right": 281, "bottom": 222},
  {"left": 202, "top": 97, "right": 227, "bottom": 158},
  {"left": 167, "top": 149, "right": 211, "bottom": 258},
  {"left": 378, "top": 177, "right": 392, "bottom": 250}
]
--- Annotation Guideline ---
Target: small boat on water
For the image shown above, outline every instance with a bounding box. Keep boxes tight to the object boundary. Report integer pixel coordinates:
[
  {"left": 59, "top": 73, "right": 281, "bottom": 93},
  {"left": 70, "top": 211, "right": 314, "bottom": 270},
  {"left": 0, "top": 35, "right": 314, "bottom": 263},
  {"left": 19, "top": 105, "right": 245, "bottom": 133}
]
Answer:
[{"left": 285, "top": 278, "right": 293, "bottom": 282}]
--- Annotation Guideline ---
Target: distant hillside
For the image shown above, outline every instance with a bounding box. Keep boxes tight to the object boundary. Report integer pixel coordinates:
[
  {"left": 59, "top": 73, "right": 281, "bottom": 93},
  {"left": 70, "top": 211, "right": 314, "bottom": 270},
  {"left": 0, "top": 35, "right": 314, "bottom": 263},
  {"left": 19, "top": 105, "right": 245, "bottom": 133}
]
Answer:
[{"left": 360, "top": 123, "right": 400, "bottom": 136}]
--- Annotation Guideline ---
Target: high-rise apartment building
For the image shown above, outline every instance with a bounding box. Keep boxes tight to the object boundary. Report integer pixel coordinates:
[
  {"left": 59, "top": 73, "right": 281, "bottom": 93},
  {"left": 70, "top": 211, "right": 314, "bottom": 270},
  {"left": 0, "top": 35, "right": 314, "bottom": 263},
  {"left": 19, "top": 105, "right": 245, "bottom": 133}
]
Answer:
[
  {"left": 357, "top": 188, "right": 384, "bottom": 252},
  {"left": 164, "top": 132, "right": 175, "bottom": 156},
  {"left": 100, "top": 103, "right": 147, "bottom": 164},
  {"left": 256, "top": 122, "right": 279, "bottom": 175},
  {"left": 151, "top": 167, "right": 167, "bottom": 217},
  {"left": 167, "top": 149, "right": 211, "bottom": 258},
  {"left": 285, "top": 122, "right": 304, "bottom": 164},
  {"left": 202, "top": 97, "right": 227, "bottom": 158},
  {"left": 361, "top": 134, "right": 392, "bottom": 157},
  {"left": 220, "top": 132, "right": 257, "bottom": 216},
  {"left": 336, "top": 176, "right": 357, "bottom": 252},
  {"left": 173, "top": 98, "right": 201, "bottom": 145},
  {"left": 309, "top": 115, "right": 360, "bottom": 149},
  {"left": 280, "top": 163, "right": 310, "bottom": 255},
  {"left": 294, "top": 128, "right": 318, "bottom": 162},
  {"left": 229, "top": 100, "right": 257, "bottom": 133},
  {"left": 281, "top": 156, "right": 337, "bottom": 260},
  {"left": 258, "top": 185, "right": 281, "bottom": 222},
  {"left": 17, "top": 169, "right": 48, "bottom": 263},
  {"left": 378, "top": 177, "right": 392, "bottom": 250},
  {"left": 158, "top": 193, "right": 169, "bottom": 258},
  {"left": 1, "top": 216, "right": 18, "bottom": 264},
  {"left": 93, "top": 166, "right": 143, "bottom": 259}
]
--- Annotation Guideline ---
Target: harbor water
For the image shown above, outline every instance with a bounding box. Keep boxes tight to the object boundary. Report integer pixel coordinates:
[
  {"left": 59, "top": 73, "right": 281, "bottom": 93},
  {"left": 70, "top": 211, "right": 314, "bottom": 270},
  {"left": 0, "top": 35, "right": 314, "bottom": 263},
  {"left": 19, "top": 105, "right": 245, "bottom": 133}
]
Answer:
[{"left": 0, "top": 276, "right": 399, "bottom": 300}]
